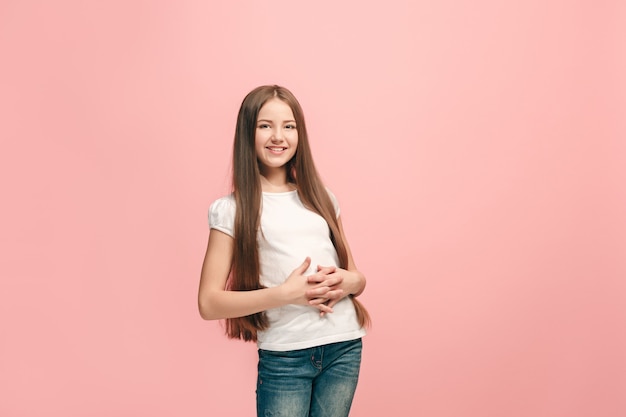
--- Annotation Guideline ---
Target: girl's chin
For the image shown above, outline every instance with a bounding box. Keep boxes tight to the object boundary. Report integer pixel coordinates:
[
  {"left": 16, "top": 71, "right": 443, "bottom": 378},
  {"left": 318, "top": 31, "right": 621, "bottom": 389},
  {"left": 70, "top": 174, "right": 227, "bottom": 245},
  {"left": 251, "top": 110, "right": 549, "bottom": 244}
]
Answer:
[
  {"left": 259, "top": 161, "right": 290, "bottom": 171},
  {"left": 260, "top": 155, "right": 294, "bottom": 168}
]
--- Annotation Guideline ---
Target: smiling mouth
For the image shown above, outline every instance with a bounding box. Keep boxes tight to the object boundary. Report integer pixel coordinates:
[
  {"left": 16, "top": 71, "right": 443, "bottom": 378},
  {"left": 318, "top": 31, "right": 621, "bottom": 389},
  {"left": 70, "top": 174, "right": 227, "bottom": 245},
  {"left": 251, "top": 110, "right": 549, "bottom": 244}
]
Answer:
[{"left": 266, "top": 147, "right": 287, "bottom": 152}]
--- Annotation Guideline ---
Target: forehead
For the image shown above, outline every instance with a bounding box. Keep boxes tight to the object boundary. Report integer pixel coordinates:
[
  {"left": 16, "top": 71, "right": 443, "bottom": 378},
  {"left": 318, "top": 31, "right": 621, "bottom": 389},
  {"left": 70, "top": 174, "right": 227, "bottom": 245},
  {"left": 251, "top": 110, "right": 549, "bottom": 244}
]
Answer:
[{"left": 257, "top": 98, "right": 295, "bottom": 120}]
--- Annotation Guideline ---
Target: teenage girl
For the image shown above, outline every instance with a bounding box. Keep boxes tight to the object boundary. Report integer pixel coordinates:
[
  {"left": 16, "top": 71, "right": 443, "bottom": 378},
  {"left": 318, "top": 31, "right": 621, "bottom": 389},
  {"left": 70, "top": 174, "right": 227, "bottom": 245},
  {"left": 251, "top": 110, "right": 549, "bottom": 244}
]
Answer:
[{"left": 198, "top": 85, "right": 370, "bottom": 417}]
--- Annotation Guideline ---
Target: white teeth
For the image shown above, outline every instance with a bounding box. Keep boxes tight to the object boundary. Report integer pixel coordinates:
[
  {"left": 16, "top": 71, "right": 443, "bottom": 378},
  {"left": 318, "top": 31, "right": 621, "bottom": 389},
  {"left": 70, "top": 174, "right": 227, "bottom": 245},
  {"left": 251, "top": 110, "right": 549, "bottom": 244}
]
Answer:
[{"left": 268, "top": 147, "right": 286, "bottom": 151}]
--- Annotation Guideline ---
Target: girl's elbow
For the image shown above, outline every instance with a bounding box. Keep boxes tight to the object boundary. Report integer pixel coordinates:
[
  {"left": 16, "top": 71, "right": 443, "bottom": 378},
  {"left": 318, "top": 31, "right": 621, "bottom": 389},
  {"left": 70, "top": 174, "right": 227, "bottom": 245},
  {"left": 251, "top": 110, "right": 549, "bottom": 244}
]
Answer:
[
  {"left": 353, "top": 271, "right": 366, "bottom": 296},
  {"left": 198, "top": 298, "right": 220, "bottom": 321}
]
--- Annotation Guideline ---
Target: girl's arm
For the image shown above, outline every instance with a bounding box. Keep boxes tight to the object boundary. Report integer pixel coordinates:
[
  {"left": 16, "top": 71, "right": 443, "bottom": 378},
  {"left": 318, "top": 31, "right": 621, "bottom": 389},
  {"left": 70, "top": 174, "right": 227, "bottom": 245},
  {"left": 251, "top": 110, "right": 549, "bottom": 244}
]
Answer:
[
  {"left": 339, "top": 215, "right": 366, "bottom": 296},
  {"left": 198, "top": 229, "right": 343, "bottom": 320}
]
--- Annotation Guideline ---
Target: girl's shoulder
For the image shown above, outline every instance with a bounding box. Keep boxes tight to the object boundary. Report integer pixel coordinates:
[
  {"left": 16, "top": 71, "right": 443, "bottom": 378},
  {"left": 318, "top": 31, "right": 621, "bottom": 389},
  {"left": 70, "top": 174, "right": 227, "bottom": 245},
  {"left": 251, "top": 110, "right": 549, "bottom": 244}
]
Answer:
[
  {"left": 208, "top": 194, "right": 236, "bottom": 236},
  {"left": 210, "top": 193, "right": 235, "bottom": 208}
]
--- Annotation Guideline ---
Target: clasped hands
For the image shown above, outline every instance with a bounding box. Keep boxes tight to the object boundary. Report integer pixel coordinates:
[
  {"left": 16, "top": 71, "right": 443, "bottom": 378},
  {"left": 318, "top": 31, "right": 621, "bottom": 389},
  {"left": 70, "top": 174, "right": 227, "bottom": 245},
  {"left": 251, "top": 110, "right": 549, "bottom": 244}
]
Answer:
[{"left": 281, "top": 256, "right": 353, "bottom": 316}]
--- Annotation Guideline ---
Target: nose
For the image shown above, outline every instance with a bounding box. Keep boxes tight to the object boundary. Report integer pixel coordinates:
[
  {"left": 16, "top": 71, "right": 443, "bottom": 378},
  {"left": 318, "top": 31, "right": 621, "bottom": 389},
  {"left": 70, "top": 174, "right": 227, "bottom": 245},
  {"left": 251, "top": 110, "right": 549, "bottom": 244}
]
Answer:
[{"left": 271, "top": 128, "right": 284, "bottom": 142}]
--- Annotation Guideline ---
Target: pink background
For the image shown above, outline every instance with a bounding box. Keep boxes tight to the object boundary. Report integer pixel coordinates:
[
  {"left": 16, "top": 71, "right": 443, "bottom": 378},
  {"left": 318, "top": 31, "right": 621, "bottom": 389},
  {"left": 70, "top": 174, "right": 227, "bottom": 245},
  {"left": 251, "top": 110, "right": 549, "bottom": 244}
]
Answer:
[{"left": 1, "top": 1, "right": 625, "bottom": 416}]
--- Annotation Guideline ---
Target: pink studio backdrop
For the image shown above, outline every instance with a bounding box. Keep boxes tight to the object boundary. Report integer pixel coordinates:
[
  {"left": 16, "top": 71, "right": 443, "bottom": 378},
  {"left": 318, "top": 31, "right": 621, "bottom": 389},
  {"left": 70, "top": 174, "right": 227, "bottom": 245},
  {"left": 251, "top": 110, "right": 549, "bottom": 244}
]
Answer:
[{"left": 1, "top": 1, "right": 624, "bottom": 416}]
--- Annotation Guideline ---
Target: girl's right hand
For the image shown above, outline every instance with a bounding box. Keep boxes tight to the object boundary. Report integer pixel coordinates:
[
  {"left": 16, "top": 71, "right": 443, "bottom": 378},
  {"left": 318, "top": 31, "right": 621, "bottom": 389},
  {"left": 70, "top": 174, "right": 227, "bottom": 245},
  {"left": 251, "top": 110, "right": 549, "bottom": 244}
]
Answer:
[{"left": 280, "top": 257, "right": 343, "bottom": 314}]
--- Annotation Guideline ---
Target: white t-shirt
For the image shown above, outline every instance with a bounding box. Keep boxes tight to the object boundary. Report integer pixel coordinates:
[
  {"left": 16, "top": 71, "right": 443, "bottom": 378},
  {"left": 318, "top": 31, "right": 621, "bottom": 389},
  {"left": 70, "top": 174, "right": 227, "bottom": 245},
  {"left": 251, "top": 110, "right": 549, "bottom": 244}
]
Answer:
[{"left": 209, "top": 189, "right": 366, "bottom": 351}]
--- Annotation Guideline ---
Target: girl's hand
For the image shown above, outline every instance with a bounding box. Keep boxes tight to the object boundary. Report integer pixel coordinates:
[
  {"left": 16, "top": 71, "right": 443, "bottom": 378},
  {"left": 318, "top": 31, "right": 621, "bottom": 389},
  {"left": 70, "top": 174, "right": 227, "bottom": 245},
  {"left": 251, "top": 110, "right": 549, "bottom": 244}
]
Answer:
[
  {"left": 305, "top": 265, "right": 344, "bottom": 313},
  {"left": 280, "top": 258, "right": 340, "bottom": 314},
  {"left": 306, "top": 266, "right": 364, "bottom": 316}
]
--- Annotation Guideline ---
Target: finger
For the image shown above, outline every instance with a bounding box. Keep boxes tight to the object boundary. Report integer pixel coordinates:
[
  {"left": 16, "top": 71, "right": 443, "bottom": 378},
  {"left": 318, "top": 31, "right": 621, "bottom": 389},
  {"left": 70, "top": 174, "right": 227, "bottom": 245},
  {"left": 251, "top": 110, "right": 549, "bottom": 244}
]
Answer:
[
  {"left": 326, "top": 298, "right": 340, "bottom": 310},
  {"left": 295, "top": 257, "right": 311, "bottom": 275},
  {"left": 325, "top": 289, "right": 344, "bottom": 300},
  {"left": 305, "top": 286, "right": 331, "bottom": 299},
  {"left": 311, "top": 279, "right": 342, "bottom": 291},
  {"left": 325, "top": 273, "right": 343, "bottom": 286},
  {"left": 318, "top": 293, "right": 344, "bottom": 316},
  {"left": 307, "top": 285, "right": 338, "bottom": 303},
  {"left": 306, "top": 274, "right": 325, "bottom": 284},
  {"left": 316, "top": 265, "right": 337, "bottom": 274},
  {"left": 307, "top": 288, "right": 343, "bottom": 304},
  {"left": 314, "top": 303, "right": 333, "bottom": 314},
  {"left": 307, "top": 272, "right": 343, "bottom": 286},
  {"left": 307, "top": 267, "right": 336, "bottom": 283},
  {"left": 308, "top": 297, "right": 328, "bottom": 306}
]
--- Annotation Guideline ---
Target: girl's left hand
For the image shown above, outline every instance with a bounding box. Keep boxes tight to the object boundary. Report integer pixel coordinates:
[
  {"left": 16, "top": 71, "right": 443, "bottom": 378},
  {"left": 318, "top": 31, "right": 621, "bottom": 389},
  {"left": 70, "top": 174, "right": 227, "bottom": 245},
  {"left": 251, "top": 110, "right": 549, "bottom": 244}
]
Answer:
[
  {"left": 306, "top": 265, "right": 363, "bottom": 316},
  {"left": 304, "top": 265, "right": 343, "bottom": 314}
]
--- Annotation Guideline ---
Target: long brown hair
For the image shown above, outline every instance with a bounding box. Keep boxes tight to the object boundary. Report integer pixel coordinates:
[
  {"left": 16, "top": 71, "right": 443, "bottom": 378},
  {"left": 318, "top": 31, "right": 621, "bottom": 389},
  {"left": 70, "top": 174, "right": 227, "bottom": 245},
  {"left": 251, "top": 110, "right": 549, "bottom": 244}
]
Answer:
[{"left": 226, "top": 85, "right": 370, "bottom": 341}]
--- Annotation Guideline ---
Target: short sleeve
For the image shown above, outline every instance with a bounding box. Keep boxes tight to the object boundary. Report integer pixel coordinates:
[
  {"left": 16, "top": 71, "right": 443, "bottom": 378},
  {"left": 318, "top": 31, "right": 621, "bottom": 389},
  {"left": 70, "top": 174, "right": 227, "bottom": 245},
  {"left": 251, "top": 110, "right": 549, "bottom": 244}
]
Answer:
[
  {"left": 326, "top": 188, "right": 341, "bottom": 218},
  {"left": 208, "top": 195, "right": 236, "bottom": 237}
]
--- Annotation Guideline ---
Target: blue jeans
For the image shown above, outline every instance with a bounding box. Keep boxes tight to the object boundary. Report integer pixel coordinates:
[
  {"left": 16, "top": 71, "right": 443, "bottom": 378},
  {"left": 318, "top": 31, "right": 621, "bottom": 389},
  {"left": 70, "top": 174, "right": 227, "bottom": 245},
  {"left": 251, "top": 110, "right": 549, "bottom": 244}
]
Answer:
[{"left": 256, "top": 338, "right": 362, "bottom": 417}]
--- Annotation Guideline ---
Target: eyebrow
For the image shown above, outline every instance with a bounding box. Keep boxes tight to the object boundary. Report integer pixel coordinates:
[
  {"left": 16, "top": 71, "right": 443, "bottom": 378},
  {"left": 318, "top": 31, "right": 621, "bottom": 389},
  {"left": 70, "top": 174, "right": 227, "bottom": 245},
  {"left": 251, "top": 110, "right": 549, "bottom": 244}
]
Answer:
[{"left": 257, "top": 119, "right": 296, "bottom": 123}]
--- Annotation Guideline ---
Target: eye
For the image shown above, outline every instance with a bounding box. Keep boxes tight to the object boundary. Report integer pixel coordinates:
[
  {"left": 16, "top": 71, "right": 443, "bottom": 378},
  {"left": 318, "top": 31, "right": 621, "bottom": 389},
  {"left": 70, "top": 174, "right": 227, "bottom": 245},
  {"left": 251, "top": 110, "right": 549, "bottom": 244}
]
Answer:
[
  {"left": 285, "top": 124, "right": 297, "bottom": 129},
  {"left": 257, "top": 124, "right": 270, "bottom": 129}
]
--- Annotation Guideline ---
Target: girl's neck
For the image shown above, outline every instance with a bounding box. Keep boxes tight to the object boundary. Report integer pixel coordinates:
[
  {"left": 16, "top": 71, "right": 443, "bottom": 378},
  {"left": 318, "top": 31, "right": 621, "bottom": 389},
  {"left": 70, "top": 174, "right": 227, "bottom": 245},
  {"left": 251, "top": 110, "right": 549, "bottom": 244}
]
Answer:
[{"left": 260, "top": 170, "right": 296, "bottom": 193}]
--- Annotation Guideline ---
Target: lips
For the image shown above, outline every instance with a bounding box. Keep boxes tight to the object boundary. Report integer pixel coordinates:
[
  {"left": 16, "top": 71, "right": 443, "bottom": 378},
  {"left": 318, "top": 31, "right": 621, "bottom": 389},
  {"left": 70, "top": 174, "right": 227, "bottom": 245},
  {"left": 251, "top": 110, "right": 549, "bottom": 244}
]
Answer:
[{"left": 266, "top": 146, "right": 287, "bottom": 153}]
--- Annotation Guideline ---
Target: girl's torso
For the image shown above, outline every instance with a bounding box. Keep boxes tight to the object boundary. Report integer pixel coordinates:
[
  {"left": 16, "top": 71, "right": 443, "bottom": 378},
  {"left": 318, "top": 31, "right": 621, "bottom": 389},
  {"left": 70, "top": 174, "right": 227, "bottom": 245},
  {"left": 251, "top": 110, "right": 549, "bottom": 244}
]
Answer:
[{"left": 208, "top": 190, "right": 366, "bottom": 352}]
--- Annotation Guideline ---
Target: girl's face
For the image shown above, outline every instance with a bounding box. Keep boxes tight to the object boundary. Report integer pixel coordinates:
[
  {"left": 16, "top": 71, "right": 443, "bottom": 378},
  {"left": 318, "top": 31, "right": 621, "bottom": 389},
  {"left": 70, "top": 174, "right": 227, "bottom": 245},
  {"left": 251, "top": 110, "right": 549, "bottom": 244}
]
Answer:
[{"left": 255, "top": 98, "right": 298, "bottom": 175}]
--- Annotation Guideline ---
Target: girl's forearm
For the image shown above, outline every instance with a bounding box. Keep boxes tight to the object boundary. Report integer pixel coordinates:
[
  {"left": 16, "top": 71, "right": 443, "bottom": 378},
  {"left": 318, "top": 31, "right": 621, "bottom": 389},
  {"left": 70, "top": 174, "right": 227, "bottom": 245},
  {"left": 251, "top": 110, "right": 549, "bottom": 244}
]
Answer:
[{"left": 199, "top": 287, "right": 286, "bottom": 320}]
